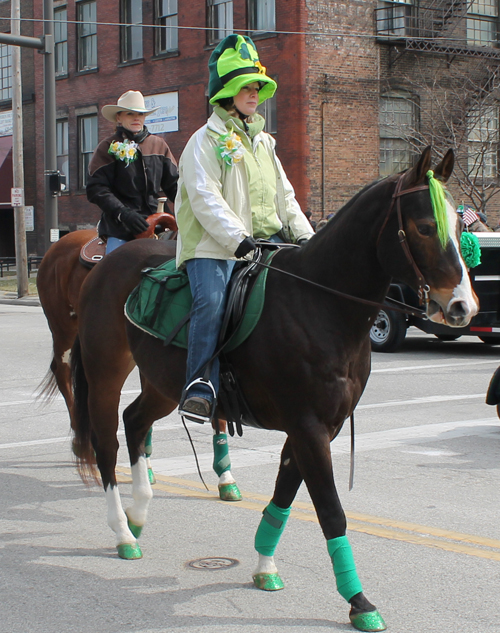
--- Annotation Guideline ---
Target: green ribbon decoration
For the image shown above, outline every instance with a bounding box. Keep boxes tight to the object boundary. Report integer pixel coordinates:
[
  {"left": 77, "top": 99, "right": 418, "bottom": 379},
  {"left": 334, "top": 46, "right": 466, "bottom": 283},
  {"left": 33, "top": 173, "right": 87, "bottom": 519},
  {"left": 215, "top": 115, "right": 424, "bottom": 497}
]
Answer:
[
  {"left": 460, "top": 231, "right": 481, "bottom": 268},
  {"left": 426, "top": 170, "right": 449, "bottom": 249}
]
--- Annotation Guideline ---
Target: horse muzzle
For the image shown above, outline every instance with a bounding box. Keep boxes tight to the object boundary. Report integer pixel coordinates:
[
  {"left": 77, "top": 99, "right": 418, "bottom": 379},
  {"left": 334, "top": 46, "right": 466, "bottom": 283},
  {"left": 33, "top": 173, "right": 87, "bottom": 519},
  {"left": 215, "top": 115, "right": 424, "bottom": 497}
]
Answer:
[{"left": 427, "top": 295, "right": 479, "bottom": 328}]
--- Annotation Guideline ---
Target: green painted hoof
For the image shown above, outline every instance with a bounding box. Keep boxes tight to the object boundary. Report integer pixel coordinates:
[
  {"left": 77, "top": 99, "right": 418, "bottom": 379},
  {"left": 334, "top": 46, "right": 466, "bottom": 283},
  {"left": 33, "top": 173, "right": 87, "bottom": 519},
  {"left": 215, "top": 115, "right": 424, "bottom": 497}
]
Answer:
[
  {"left": 252, "top": 572, "right": 284, "bottom": 591},
  {"left": 127, "top": 520, "right": 143, "bottom": 539},
  {"left": 117, "top": 542, "right": 142, "bottom": 560},
  {"left": 148, "top": 467, "right": 156, "bottom": 485},
  {"left": 218, "top": 482, "right": 242, "bottom": 501},
  {"left": 349, "top": 610, "right": 387, "bottom": 632}
]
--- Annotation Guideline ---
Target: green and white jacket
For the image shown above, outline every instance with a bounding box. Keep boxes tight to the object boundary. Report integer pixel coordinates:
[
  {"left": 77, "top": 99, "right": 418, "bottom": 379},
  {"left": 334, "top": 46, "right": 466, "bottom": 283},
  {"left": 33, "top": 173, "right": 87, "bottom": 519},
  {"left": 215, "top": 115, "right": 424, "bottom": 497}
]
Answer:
[{"left": 175, "top": 107, "right": 314, "bottom": 268}]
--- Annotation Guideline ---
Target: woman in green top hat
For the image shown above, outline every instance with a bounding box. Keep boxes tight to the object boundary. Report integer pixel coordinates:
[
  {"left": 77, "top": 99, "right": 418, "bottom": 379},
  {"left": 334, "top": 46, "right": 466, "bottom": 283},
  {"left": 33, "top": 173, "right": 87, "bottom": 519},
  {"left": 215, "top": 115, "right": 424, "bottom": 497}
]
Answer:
[{"left": 176, "top": 34, "right": 314, "bottom": 424}]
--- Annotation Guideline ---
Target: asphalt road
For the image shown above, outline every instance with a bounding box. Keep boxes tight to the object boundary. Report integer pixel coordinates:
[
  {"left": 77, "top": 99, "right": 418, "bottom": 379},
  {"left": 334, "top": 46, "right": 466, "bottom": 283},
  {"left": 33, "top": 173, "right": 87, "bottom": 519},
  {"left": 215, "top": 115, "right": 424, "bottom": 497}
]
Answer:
[{"left": 1, "top": 303, "right": 499, "bottom": 633}]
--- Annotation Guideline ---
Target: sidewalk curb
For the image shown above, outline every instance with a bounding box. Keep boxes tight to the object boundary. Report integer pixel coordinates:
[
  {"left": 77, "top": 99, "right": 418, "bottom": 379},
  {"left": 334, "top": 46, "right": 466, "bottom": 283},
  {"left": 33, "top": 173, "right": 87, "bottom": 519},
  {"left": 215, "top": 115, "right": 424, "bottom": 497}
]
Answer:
[{"left": 0, "top": 292, "right": 41, "bottom": 307}]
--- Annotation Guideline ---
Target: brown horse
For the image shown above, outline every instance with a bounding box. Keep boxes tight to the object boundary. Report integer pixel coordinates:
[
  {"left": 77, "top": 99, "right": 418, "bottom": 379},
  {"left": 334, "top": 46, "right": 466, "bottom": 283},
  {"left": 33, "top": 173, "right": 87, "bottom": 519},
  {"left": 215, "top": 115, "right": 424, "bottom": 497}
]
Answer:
[
  {"left": 71, "top": 148, "right": 478, "bottom": 631},
  {"left": 36, "top": 213, "right": 241, "bottom": 498}
]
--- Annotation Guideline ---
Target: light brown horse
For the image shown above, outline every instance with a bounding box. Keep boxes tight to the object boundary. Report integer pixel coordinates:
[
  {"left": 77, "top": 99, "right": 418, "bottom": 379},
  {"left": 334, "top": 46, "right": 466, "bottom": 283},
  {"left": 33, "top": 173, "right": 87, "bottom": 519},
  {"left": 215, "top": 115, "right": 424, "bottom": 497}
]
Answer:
[{"left": 71, "top": 148, "right": 479, "bottom": 631}]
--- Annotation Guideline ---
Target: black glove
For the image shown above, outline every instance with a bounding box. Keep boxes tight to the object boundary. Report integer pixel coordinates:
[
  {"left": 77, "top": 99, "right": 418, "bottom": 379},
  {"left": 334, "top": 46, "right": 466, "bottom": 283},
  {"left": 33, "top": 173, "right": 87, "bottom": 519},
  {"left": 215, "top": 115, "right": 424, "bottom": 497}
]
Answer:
[
  {"left": 234, "top": 236, "right": 257, "bottom": 258},
  {"left": 119, "top": 209, "right": 149, "bottom": 235}
]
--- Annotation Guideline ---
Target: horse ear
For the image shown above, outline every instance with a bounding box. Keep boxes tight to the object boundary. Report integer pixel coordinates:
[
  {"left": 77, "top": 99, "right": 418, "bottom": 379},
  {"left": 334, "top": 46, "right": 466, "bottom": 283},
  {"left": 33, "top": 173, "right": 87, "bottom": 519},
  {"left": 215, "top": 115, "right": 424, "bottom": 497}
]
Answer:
[
  {"left": 402, "top": 146, "right": 432, "bottom": 188},
  {"left": 432, "top": 149, "right": 454, "bottom": 183}
]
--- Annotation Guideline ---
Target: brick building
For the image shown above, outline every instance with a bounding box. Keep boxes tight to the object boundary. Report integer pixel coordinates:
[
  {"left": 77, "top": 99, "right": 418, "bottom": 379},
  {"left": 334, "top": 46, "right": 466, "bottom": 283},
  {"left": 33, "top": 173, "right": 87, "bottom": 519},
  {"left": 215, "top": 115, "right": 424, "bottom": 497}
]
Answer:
[{"left": 2, "top": 0, "right": 500, "bottom": 255}]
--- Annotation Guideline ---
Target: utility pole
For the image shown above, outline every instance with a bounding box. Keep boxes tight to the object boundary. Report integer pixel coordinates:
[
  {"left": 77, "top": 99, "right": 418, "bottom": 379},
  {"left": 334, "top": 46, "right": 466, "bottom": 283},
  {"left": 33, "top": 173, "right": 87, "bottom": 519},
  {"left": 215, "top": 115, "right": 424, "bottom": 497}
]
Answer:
[
  {"left": 43, "top": 0, "right": 58, "bottom": 252},
  {"left": 11, "top": 0, "right": 28, "bottom": 297}
]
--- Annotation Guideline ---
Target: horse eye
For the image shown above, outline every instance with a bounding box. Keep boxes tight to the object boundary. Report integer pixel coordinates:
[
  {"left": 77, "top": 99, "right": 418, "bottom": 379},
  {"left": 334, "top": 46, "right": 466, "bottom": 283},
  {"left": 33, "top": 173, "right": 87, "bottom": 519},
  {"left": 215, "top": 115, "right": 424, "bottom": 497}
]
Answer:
[{"left": 417, "top": 224, "right": 434, "bottom": 237}]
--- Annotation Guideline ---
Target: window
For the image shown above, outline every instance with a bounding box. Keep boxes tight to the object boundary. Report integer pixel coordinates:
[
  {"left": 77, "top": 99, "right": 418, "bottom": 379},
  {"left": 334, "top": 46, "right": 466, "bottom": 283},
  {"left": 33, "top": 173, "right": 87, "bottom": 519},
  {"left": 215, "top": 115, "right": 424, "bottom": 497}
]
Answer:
[
  {"left": 79, "top": 114, "right": 98, "bottom": 188},
  {"left": 207, "top": 0, "right": 233, "bottom": 45},
  {"left": 379, "top": 92, "right": 416, "bottom": 176},
  {"left": 0, "top": 43, "right": 12, "bottom": 101},
  {"left": 121, "top": 0, "right": 143, "bottom": 61},
  {"left": 155, "top": 0, "right": 178, "bottom": 54},
  {"left": 468, "top": 105, "right": 499, "bottom": 179},
  {"left": 54, "top": 7, "right": 68, "bottom": 76},
  {"left": 248, "top": 0, "right": 275, "bottom": 34},
  {"left": 56, "top": 119, "right": 69, "bottom": 191},
  {"left": 77, "top": 1, "right": 97, "bottom": 71},
  {"left": 258, "top": 92, "right": 277, "bottom": 134},
  {"left": 467, "top": 0, "right": 498, "bottom": 47},
  {"left": 375, "top": 0, "right": 415, "bottom": 38}
]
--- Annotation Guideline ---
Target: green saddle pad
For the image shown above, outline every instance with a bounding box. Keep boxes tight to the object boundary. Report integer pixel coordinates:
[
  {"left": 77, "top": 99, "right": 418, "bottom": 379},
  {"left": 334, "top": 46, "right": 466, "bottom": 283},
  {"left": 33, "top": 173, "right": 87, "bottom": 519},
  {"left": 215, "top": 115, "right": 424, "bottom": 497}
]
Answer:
[{"left": 125, "top": 257, "right": 271, "bottom": 352}]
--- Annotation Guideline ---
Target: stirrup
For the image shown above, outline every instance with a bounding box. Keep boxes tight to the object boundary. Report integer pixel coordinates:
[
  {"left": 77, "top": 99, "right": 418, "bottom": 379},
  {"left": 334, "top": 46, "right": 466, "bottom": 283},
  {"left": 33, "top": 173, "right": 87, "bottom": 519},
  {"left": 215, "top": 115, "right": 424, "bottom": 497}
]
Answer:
[{"left": 178, "top": 378, "right": 217, "bottom": 424}]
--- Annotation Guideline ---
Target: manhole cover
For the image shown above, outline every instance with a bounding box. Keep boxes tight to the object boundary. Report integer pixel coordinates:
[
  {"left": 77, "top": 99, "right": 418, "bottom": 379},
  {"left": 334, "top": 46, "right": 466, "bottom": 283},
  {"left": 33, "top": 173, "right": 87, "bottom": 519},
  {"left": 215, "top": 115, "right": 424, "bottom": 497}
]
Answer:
[{"left": 187, "top": 557, "right": 239, "bottom": 570}]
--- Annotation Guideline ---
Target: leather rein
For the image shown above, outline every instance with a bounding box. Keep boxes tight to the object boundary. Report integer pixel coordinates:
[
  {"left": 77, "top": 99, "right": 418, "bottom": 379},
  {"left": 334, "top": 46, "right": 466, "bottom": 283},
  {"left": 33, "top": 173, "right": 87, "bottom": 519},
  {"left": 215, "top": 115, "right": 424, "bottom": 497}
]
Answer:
[{"left": 252, "top": 173, "right": 432, "bottom": 319}]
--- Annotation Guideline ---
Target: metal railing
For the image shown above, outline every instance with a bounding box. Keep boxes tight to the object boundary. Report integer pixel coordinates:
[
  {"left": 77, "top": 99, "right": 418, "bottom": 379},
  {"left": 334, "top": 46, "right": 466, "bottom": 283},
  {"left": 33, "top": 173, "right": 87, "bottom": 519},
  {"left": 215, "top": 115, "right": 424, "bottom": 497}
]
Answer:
[{"left": 0, "top": 256, "right": 43, "bottom": 277}]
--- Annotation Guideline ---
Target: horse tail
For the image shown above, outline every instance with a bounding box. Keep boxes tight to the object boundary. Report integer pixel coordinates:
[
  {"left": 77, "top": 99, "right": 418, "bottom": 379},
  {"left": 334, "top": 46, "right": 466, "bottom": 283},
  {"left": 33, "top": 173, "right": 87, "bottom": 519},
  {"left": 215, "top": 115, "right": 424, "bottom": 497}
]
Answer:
[
  {"left": 71, "top": 335, "right": 99, "bottom": 484},
  {"left": 34, "top": 361, "right": 60, "bottom": 405}
]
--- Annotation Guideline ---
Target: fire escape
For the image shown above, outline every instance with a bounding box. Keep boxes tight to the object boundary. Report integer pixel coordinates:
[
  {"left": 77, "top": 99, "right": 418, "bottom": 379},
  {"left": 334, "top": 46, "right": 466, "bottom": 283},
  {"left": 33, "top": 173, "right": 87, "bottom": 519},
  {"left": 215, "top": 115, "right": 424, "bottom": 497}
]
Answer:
[{"left": 374, "top": 0, "right": 500, "bottom": 65}]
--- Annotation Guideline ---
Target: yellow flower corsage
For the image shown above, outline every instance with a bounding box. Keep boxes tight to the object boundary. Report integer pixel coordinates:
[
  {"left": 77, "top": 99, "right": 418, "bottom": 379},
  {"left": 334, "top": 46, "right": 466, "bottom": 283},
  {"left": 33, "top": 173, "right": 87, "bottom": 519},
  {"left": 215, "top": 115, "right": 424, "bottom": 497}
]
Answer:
[
  {"left": 216, "top": 132, "right": 245, "bottom": 167},
  {"left": 108, "top": 139, "right": 139, "bottom": 167}
]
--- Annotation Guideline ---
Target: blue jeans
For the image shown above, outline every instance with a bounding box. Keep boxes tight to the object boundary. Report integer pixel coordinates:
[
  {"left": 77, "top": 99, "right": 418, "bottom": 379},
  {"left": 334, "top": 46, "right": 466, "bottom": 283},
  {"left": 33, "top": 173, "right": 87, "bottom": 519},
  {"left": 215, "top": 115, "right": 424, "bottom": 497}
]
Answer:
[
  {"left": 106, "top": 237, "right": 127, "bottom": 253},
  {"left": 184, "top": 258, "right": 236, "bottom": 401}
]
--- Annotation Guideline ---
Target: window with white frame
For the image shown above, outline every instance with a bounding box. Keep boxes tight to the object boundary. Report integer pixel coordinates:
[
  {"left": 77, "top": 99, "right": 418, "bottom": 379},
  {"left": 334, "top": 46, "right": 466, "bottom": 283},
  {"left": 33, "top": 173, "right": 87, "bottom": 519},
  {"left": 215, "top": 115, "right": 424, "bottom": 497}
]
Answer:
[
  {"left": 207, "top": 0, "right": 233, "bottom": 45},
  {"left": 155, "top": 0, "right": 178, "bottom": 54},
  {"left": 0, "top": 43, "right": 12, "bottom": 101},
  {"left": 56, "top": 119, "right": 69, "bottom": 191},
  {"left": 467, "top": 105, "right": 499, "bottom": 179},
  {"left": 54, "top": 7, "right": 68, "bottom": 76},
  {"left": 77, "top": 1, "right": 97, "bottom": 71},
  {"left": 379, "top": 92, "right": 416, "bottom": 176},
  {"left": 248, "top": 0, "right": 275, "bottom": 34},
  {"left": 258, "top": 92, "right": 277, "bottom": 134},
  {"left": 467, "top": 0, "right": 498, "bottom": 47},
  {"left": 121, "top": 0, "right": 143, "bottom": 61},
  {"left": 79, "top": 114, "right": 98, "bottom": 188}
]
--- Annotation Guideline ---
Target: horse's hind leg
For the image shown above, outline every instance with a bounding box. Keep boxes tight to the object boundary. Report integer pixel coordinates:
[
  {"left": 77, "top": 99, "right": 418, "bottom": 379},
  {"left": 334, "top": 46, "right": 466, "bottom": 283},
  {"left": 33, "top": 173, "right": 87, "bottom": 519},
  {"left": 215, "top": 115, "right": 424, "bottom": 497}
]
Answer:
[
  {"left": 286, "top": 427, "right": 386, "bottom": 632},
  {"left": 252, "top": 438, "right": 303, "bottom": 591},
  {"left": 122, "top": 379, "right": 177, "bottom": 539},
  {"left": 212, "top": 420, "right": 242, "bottom": 501}
]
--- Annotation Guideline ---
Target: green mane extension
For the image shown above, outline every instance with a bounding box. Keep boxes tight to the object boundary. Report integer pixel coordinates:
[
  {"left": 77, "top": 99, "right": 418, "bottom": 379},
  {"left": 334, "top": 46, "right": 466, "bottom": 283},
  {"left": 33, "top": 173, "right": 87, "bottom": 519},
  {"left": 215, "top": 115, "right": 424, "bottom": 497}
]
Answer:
[{"left": 426, "top": 170, "right": 449, "bottom": 249}]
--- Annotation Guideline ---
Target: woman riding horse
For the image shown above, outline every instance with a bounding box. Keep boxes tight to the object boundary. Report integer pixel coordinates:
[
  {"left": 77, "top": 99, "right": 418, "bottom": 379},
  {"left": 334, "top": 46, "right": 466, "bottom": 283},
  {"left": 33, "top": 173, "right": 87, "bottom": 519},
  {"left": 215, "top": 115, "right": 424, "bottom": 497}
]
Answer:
[
  {"left": 86, "top": 90, "right": 178, "bottom": 253},
  {"left": 176, "top": 34, "right": 314, "bottom": 424}
]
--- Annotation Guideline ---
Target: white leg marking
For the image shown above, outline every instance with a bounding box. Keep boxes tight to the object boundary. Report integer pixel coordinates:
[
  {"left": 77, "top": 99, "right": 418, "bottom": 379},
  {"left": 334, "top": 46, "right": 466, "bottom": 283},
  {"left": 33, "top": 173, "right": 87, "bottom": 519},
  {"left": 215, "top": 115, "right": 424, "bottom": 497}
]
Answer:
[
  {"left": 254, "top": 553, "right": 278, "bottom": 576},
  {"left": 219, "top": 470, "right": 235, "bottom": 486},
  {"left": 106, "top": 485, "right": 136, "bottom": 546},
  {"left": 61, "top": 349, "right": 71, "bottom": 366},
  {"left": 126, "top": 456, "right": 153, "bottom": 527}
]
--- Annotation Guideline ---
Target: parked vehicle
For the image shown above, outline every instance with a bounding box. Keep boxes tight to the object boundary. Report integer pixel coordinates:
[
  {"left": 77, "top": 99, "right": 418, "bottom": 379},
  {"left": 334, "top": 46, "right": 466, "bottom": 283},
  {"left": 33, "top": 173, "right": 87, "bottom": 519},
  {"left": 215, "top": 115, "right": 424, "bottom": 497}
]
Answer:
[{"left": 370, "top": 232, "right": 500, "bottom": 352}]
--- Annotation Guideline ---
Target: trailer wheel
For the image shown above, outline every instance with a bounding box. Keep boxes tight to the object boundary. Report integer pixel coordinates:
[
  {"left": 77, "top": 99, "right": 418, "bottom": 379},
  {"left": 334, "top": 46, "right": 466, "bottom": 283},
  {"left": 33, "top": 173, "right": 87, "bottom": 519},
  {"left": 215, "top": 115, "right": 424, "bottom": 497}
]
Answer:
[
  {"left": 370, "top": 308, "right": 407, "bottom": 352},
  {"left": 479, "top": 336, "right": 500, "bottom": 345}
]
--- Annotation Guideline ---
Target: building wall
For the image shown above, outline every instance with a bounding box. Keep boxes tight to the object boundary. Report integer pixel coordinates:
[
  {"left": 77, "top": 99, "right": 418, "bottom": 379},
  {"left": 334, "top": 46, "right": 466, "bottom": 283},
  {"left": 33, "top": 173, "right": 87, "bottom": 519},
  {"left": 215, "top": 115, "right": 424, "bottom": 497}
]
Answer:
[{"left": 31, "top": 0, "right": 309, "bottom": 253}]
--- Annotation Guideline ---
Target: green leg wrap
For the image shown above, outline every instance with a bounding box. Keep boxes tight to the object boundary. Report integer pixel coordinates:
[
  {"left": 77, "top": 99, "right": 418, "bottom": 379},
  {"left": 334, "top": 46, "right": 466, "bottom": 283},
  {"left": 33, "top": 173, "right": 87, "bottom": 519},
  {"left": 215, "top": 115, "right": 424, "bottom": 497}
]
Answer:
[
  {"left": 255, "top": 502, "right": 291, "bottom": 556},
  {"left": 327, "top": 535, "right": 363, "bottom": 602},
  {"left": 213, "top": 433, "right": 231, "bottom": 477},
  {"left": 144, "top": 427, "right": 153, "bottom": 458}
]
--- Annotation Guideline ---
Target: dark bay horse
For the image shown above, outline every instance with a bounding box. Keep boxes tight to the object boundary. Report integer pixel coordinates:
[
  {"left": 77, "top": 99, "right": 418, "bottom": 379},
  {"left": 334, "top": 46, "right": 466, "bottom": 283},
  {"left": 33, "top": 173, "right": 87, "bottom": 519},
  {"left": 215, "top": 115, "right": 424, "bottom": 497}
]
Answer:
[{"left": 71, "top": 148, "right": 478, "bottom": 631}]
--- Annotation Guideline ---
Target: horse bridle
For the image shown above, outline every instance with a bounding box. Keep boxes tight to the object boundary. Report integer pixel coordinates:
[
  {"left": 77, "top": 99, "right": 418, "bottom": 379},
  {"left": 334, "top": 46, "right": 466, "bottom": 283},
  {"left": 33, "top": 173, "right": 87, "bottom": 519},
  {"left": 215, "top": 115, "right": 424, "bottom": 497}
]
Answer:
[
  {"left": 250, "top": 173, "right": 433, "bottom": 319},
  {"left": 378, "top": 173, "right": 431, "bottom": 308}
]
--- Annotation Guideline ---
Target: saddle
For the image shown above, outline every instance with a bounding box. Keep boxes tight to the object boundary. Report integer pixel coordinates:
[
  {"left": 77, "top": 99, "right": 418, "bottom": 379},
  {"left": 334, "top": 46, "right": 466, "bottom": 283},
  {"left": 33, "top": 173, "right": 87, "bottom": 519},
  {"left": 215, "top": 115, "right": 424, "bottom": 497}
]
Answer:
[{"left": 79, "top": 212, "right": 178, "bottom": 269}]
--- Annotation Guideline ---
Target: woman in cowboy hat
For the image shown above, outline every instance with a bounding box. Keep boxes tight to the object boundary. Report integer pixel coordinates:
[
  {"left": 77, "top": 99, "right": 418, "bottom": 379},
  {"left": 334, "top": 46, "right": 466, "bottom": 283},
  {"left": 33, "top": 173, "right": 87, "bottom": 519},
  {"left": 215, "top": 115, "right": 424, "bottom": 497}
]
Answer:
[
  {"left": 176, "top": 34, "right": 314, "bottom": 422},
  {"left": 86, "top": 90, "right": 178, "bottom": 253}
]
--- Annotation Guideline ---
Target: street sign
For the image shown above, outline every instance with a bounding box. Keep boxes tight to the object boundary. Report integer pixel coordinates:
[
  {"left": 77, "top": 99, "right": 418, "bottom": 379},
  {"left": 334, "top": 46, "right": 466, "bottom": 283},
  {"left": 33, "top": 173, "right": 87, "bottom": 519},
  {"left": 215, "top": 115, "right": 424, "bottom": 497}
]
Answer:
[
  {"left": 11, "top": 187, "right": 24, "bottom": 207},
  {"left": 50, "top": 228, "right": 60, "bottom": 242},
  {"left": 25, "top": 206, "right": 34, "bottom": 231}
]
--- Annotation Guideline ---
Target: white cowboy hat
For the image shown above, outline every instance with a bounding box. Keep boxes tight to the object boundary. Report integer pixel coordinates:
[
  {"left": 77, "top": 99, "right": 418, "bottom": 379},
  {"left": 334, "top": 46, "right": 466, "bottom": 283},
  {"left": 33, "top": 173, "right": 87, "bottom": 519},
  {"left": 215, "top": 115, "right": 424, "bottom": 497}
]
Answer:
[{"left": 101, "top": 90, "right": 159, "bottom": 122}]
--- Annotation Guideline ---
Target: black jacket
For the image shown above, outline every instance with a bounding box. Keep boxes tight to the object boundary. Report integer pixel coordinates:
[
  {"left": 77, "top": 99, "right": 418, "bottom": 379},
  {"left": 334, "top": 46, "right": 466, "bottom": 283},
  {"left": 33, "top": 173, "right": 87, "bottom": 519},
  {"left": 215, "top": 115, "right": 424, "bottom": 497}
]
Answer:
[{"left": 86, "top": 127, "right": 178, "bottom": 240}]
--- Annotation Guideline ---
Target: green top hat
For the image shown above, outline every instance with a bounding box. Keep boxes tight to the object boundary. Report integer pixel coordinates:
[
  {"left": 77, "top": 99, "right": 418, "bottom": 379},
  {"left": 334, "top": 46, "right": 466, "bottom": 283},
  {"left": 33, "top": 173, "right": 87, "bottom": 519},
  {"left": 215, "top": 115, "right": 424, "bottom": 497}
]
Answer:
[{"left": 208, "top": 34, "right": 277, "bottom": 105}]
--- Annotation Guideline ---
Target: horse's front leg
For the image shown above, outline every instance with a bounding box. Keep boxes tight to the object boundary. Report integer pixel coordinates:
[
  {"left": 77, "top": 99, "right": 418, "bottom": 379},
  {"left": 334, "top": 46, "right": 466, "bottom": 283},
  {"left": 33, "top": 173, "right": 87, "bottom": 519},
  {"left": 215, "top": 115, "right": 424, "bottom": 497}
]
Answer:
[
  {"left": 289, "top": 425, "right": 386, "bottom": 632},
  {"left": 212, "top": 419, "right": 241, "bottom": 501},
  {"left": 252, "top": 438, "right": 303, "bottom": 590}
]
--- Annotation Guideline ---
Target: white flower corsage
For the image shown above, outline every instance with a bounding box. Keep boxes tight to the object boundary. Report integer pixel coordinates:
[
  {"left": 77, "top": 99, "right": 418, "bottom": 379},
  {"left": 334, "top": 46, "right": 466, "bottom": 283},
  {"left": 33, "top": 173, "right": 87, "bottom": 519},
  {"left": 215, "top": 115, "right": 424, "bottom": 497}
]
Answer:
[
  {"left": 216, "top": 132, "right": 245, "bottom": 167},
  {"left": 108, "top": 139, "right": 139, "bottom": 167}
]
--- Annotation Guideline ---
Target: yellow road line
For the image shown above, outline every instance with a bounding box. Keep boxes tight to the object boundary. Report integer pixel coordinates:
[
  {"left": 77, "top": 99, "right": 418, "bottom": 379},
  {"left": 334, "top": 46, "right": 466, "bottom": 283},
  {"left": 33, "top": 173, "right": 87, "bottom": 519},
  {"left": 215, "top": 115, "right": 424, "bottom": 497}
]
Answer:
[{"left": 116, "top": 467, "right": 500, "bottom": 561}]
